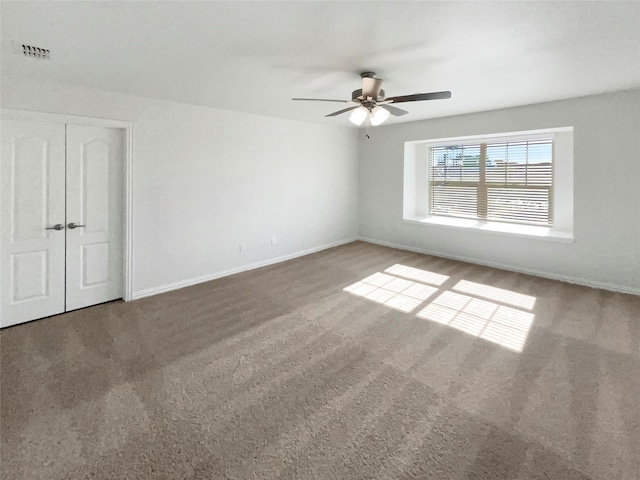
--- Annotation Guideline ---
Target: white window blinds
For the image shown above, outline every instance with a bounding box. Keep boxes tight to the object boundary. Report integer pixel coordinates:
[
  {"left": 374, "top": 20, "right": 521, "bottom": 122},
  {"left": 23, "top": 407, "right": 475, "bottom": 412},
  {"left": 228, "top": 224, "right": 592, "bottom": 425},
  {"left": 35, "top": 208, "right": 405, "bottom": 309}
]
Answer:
[{"left": 429, "top": 138, "right": 553, "bottom": 226}]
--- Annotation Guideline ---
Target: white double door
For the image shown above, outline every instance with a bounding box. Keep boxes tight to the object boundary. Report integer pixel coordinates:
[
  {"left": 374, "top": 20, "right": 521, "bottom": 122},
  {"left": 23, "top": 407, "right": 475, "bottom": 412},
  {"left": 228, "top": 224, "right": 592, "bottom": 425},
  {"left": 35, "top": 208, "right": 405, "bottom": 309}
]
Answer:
[{"left": 1, "top": 119, "right": 124, "bottom": 328}]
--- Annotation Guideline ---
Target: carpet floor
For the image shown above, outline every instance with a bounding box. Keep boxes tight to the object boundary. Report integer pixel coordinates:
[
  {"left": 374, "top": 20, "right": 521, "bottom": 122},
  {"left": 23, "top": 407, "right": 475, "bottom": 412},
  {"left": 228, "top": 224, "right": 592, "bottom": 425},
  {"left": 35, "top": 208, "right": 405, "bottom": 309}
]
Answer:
[{"left": 1, "top": 241, "right": 639, "bottom": 480}]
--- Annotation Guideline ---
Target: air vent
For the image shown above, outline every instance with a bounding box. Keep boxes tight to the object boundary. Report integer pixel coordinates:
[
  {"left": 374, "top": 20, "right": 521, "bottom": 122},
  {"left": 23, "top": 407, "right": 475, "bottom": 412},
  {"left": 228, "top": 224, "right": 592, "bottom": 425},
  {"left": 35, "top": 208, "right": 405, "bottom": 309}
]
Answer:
[{"left": 20, "top": 44, "right": 50, "bottom": 60}]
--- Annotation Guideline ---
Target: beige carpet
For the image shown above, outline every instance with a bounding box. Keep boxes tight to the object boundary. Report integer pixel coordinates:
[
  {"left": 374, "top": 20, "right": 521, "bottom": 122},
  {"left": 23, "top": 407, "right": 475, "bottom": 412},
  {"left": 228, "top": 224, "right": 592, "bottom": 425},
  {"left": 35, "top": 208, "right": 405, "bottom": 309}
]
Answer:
[{"left": 1, "top": 241, "right": 639, "bottom": 480}]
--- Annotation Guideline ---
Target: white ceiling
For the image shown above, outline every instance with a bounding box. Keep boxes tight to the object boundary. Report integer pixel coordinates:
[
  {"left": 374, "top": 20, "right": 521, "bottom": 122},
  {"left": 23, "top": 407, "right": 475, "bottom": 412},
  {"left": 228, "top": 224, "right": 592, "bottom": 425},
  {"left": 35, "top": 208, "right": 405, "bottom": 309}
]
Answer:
[{"left": 2, "top": 1, "right": 639, "bottom": 126}]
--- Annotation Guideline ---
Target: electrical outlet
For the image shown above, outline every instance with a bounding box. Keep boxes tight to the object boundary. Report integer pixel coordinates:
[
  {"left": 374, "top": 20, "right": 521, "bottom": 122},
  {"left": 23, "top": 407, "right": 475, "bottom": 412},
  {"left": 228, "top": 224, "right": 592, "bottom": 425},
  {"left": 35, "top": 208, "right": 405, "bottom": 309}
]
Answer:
[
  {"left": 271, "top": 237, "right": 278, "bottom": 246},
  {"left": 239, "top": 242, "right": 246, "bottom": 252}
]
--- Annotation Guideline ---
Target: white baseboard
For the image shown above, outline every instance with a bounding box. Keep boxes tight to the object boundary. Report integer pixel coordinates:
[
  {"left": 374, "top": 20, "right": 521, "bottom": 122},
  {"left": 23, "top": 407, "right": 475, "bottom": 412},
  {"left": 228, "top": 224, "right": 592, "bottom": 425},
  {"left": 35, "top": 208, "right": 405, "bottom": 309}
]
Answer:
[
  {"left": 131, "top": 238, "right": 358, "bottom": 300},
  {"left": 359, "top": 236, "right": 640, "bottom": 296}
]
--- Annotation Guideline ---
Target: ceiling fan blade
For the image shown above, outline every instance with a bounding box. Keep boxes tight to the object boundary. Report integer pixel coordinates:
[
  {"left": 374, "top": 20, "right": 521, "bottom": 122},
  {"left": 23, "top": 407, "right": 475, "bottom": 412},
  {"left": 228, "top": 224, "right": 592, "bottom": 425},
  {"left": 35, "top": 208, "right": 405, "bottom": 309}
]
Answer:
[
  {"left": 381, "top": 104, "right": 409, "bottom": 116},
  {"left": 325, "top": 105, "right": 360, "bottom": 117},
  {"left": 386, "top": 91, "right": 452, "bottom": 103},
  {"left": 362, "top": 77, "right": 383, "bottom": 98},
  {"left": 292, "top": 98, "right": 350, "bottom": 103}
]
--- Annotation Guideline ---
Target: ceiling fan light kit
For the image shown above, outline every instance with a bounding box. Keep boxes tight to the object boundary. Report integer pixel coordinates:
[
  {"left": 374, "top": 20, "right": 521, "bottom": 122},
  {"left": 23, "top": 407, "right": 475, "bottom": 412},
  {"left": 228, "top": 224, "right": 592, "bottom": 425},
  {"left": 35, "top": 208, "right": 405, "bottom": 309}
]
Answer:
[
  {"left": 349, "top": 106, "right": 368, "bottom": 126},
  {"left": 348, "top": 105, "right": 390, "bottom": 126},
  {"left": 369, "top": 106, "right": 390, "bottom": 126},
  {"left": 292, "top": 72, "right": 451, "bottom": 133}
]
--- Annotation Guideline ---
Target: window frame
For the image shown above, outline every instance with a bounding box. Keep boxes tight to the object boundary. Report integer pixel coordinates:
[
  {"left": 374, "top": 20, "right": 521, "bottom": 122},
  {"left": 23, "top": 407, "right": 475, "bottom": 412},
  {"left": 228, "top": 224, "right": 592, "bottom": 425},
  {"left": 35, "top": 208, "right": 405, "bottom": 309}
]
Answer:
[
  {"left": 403, "top": 128, "right": 574, "bottom": 242},
  {"left": 428, "top": 136, "right": 554, "bottom": 227}
]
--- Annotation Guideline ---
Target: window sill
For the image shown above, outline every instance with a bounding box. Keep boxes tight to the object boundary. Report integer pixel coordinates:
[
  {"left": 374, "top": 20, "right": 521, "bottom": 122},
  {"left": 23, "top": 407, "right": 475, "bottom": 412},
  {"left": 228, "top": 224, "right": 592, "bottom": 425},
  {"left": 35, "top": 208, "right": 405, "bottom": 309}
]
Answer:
[{"left": 404, "top": 216, "right": 574, "bottom": 243}]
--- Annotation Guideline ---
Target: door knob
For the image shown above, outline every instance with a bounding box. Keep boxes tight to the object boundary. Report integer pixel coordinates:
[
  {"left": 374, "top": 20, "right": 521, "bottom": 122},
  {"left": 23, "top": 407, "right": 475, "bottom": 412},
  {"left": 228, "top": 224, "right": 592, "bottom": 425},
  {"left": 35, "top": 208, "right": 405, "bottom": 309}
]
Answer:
[
  {"left": 46, "top": 224, "right": 65, "bottom": 231},
  {"left": 67, "top": 223, "right": 86, "bottom": 229}
]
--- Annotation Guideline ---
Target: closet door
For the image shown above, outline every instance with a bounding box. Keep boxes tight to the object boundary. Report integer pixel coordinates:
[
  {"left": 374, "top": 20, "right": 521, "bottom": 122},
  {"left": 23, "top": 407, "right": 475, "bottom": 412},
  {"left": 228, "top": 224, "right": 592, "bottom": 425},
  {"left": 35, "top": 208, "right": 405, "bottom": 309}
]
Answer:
[
  {"left": 0, "top": 120, "right": 67, "bottom": 327},
  {"left": 65, "top": 125, "right": 124, "bottom": 311}
]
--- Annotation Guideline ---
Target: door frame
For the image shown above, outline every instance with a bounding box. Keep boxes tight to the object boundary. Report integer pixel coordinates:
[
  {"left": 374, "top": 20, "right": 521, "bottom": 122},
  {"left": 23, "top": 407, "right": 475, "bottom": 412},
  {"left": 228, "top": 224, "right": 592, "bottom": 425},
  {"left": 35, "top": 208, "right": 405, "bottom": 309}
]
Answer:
[{"left": 1, "top": 108, "right": 134, "bottom": 302}]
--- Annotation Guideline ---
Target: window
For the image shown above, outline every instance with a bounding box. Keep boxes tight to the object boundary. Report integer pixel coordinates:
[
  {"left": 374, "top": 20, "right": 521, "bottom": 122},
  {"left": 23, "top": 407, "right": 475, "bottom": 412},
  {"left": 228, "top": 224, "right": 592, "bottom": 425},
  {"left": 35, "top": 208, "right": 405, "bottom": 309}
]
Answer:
[
  {"left": 429, "top": 138, "right": 553, "bottom": 226},
  {"left": 403, "top": 128, "right": 574, "bottom": 241}
]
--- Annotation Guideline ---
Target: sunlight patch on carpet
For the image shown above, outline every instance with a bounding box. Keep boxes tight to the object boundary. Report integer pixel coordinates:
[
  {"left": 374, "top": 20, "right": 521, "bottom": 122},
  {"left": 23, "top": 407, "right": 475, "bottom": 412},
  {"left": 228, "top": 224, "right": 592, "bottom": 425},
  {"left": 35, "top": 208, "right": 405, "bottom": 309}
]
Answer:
[
  {"left": 343, "top": 264, "right": 536, "bottom": 352},
  {"left": 416, "top": 291, "right": 534, "bottom": 352},
  {"left": 343, "top": 272, "right": 438, "bottom": 313},
  {"left": 384, "top": 264, "right": 449, "bottom": 286},
  {"left": 453, "top": 279, "right": 536, "bottom": 310}
]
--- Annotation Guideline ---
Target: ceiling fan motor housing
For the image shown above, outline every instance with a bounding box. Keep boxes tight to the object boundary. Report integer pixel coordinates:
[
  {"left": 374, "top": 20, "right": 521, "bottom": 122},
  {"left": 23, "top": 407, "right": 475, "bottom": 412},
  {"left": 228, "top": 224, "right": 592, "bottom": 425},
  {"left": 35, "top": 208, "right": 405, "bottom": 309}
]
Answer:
[{"left": 352, "top": 89, "right": 385, "bottom": 101}]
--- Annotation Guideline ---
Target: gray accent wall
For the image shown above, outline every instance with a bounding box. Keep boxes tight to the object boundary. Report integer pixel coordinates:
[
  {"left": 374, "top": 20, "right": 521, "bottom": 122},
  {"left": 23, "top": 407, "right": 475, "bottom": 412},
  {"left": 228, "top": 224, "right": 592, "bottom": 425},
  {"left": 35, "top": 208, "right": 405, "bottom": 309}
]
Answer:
[{"left": 358, "top": 90, "right": 640, "bottom": 293}]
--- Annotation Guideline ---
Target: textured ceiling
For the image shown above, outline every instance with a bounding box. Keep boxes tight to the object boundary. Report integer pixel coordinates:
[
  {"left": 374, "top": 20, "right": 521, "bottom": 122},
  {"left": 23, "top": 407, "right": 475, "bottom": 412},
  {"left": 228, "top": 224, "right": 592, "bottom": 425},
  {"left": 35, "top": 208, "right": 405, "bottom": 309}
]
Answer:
[{"left": 1, "top": 1, "right": 639, "bottom": 126}]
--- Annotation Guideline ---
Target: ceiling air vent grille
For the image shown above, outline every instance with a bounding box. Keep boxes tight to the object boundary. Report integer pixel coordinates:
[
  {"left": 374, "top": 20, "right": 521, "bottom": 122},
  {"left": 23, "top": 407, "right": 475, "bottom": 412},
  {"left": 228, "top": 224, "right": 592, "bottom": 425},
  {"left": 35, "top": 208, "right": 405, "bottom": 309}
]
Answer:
[{"left": 21, "top": 44, "right": 50, "bottom": 59}]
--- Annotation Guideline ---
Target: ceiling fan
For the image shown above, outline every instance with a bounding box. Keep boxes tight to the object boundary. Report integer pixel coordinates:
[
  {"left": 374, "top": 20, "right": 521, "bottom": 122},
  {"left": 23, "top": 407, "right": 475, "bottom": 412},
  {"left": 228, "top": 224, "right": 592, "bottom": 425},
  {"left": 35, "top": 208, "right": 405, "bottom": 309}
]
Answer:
[{"left": 292, "top": 72, "right": 451, "bottom": 126}]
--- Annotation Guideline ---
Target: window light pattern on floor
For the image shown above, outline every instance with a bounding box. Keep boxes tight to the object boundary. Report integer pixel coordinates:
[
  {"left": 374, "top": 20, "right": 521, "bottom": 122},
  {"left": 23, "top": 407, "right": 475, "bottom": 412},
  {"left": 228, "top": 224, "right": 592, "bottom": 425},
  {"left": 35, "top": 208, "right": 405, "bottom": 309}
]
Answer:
[
  {"left": 343, "top": 272, "right": 440, "bottom": 313},
  {"left": 384, "top": 264, "right": 449, "bottom": 286},
  {"left": 343, "top": 264, "right": 536, "bottom": 353},
  {"left": 453, "top": 279, "right": 536, "bottom": 310}
]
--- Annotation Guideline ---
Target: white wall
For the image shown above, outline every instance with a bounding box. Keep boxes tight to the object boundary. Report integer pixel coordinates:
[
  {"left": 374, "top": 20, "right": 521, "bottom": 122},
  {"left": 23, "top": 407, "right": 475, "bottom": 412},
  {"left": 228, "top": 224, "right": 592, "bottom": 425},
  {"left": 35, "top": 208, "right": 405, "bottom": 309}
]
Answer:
[
  {"left": 358, "top": 90, "right": 640, "bottom": 293},
  {"left": 3, "top": 77, "right": 638, "bottom": 296},
  {"left": 1, "top": 77, "right": 359, "bottom": 297}
]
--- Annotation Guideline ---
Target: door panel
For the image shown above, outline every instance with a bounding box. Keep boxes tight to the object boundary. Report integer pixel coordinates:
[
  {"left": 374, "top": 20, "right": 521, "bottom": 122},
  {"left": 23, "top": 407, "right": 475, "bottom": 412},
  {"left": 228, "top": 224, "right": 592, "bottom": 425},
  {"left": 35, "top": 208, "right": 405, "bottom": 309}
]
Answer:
[
  {"left": 12, "top": 251, "right": 49, "bottom": 301},
  {"left": 1, "top": 120, "right": 66, "bottom": 327},
  {"left": 65, "top": 125, "right": 123, "bottom": 311}
]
